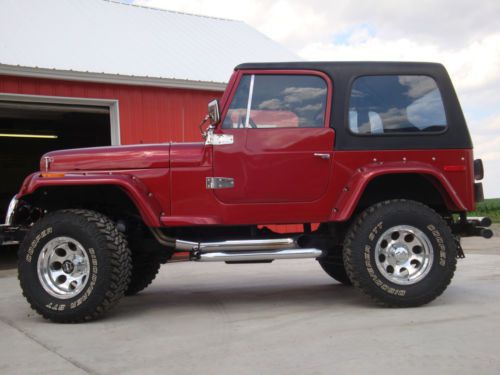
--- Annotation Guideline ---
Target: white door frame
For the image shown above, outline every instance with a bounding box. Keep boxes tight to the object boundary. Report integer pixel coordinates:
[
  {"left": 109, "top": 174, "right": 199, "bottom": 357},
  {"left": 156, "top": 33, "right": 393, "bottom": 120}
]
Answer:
[{"left": 0, "top": 92, "right": 121, "bottom": 145}]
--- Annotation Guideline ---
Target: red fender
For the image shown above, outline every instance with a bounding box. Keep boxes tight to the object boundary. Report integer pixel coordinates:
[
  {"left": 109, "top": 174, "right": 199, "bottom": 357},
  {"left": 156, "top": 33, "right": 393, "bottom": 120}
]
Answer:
[
  {"left": 17, "top": 172, "right": 162, "bottom": 227},
  {"left": 330, "top": 161, "right": 467, "bottom": 221}
]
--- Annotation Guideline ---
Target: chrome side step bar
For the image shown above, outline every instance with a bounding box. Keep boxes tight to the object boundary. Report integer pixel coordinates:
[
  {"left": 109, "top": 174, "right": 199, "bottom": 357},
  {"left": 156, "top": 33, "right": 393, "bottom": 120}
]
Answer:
[
  {"left": 197, "top": 248, "right": 322, "bottom": 262},
  {"left": 173, "top": 238, "right": 297, "bottom": 253},
  {"left": 196, "top": 238, "right": 296, "bottom": 252},
  {"left": 149, "top": 229, "right": 322, "bottom": 262},
  {"left": 150, "top": 229, "right": 298, "bottom": 252}
]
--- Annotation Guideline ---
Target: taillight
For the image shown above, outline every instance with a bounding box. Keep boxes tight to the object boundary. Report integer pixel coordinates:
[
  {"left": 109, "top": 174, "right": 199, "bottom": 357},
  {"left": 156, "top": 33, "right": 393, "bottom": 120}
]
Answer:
[{"left": 474, "top": 159, "right": 484, "bottom": 180}]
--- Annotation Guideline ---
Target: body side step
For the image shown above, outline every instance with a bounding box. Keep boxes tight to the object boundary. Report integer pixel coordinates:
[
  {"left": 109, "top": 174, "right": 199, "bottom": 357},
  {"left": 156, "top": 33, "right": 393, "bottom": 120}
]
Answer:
[
  {"left": 149, "top": 228, "right": 320, "bottom": 263},
  {"left": 196, "top": 248, "right": 322, "bottom": 262}
]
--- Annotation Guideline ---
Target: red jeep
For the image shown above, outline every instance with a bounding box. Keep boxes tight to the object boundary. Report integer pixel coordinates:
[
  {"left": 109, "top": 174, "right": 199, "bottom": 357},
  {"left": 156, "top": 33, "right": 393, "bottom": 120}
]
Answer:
[{"left": 2, "top": 62, "right": 492, "bottom": 322}]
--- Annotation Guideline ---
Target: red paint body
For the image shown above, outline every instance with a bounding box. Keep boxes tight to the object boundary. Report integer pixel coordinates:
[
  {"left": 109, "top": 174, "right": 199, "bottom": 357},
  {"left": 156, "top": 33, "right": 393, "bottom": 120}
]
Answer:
[{"left": 11, "top": 70, "right": 477, "bottom": 229}]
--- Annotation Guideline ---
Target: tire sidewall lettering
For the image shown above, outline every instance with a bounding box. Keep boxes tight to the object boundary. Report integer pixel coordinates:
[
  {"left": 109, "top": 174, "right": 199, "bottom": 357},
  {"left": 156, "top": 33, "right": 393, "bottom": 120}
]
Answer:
[
  {"left": 363, "top": 241, "right": 407, "bottom": 297},
  {"left": 362, "top": 212, "right": 448, "bottom": 297},
  {"left": 344, "top": 201, "right": 457, "bottom": 306},
  {"left": 26, "top": 227, "right": 53, "bottom": 263},
  {"left": 18, "top": 210, "right": 131, "bottom": 322},
  {"left": 368, "top": 221, "right": 383, "bottom": 241},
  {"left": 22, "top": 225, "right": 102, "bottom": 313},
  {"left": 70, "top": 248, "right": 98, "bottom": 310},
  {"left": 427, "top": 224, "right": 447, "bottom": 267}
]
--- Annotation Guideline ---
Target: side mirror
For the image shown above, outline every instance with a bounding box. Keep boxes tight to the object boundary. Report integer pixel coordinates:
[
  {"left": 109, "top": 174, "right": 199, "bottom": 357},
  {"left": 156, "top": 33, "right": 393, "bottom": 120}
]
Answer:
[{"left": 208, "top": 99, "right": 221, "bottom": 125}]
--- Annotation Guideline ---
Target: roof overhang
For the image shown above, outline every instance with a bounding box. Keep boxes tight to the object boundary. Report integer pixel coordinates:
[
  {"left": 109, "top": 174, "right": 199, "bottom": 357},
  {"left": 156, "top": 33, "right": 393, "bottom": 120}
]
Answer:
[{"left": 0, "top": 63, "right": 227, "bottom": 92}]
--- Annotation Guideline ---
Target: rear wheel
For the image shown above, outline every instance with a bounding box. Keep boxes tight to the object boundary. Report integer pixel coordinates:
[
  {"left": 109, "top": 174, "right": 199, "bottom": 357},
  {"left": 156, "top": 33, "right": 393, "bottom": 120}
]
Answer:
[
  {"left": 343, "top": 200, "right": 457, "bottom": 307},
  {"left": 18, "top": 209, "right": 132, "bottom": 322}
]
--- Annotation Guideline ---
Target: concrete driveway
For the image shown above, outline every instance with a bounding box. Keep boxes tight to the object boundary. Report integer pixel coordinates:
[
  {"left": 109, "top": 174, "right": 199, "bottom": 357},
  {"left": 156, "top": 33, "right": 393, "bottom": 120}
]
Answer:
[{"left": 1, "top": 227, "right": 499, "bottom": 375}]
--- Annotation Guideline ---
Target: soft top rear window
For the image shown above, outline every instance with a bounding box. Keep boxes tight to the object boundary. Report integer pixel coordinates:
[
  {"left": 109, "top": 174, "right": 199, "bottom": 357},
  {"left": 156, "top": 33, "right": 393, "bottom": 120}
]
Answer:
[{"left": 349, "top": 75, "right": 447, "bottom": 135}]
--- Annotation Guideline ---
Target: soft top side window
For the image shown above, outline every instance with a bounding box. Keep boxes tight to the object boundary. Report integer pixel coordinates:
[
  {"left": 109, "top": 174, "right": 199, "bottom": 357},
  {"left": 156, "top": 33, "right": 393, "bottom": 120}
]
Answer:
[
  {"left": 349, "top": 75, "right": 447, "bottom": 135},
  {"left": 222, "top": 74, "right": 328, "bottom": 129}
]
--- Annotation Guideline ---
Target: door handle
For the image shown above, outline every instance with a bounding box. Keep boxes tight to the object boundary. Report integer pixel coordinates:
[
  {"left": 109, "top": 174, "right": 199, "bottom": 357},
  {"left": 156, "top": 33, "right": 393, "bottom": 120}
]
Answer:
[{"left": 313, "top": 153, "right": 331, "bottom": 160}]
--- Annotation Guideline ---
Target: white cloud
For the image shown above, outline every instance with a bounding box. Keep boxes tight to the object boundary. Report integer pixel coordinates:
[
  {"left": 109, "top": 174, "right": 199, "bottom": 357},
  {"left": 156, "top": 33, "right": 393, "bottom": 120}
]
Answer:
[
  {"left": 471, "top": 115, "right": 500, "bottom": 153},
  {"left": 298, "top": 34, "right": 500, "bottom": 94},
  {"left": 134, "top": 0, "right": 500, "bottom": 197},
  {"left": 256, "top": 1, "right": 328, "bottom": 43}
]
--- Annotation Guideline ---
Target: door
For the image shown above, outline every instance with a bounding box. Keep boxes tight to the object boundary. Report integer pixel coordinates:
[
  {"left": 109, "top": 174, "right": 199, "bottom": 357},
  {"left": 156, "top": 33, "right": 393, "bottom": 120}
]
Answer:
[{"left": 212, "top": 72, "right": 334, "bottom": 204}]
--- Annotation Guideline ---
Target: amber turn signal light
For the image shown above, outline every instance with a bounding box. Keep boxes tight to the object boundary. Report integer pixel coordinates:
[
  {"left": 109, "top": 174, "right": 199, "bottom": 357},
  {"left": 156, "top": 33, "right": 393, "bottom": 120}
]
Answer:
[{"left": 40, "top": 172, "right": 65, "bottom": 178}]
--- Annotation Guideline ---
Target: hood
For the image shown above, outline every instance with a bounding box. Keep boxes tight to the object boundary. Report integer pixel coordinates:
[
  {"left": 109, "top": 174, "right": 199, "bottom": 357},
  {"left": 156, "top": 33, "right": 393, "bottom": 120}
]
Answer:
[{"left": 41, "top": 144, "right": 171, "bottom": 171}]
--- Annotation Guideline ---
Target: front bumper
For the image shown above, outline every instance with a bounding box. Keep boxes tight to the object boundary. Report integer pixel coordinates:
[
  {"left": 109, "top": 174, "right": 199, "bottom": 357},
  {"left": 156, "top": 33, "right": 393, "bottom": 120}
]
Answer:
[
  {"left": 0, "top": 225, "right": 24, "bottom": 246},
  {"left": 3, "top": 195, "right": 18, "bottom": 226},
  {"left": 0, "top": 196, "right": 22, "bottom": 245}
]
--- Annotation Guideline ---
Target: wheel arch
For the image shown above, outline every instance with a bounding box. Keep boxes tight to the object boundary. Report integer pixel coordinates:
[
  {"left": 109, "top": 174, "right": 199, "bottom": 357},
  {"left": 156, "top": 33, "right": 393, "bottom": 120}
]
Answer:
[
  {"left": 14, "top": 174, "right": 162, "bottom": 227},
  {"left": 331, "top": 167, "right": 467, "bottom": 221}
]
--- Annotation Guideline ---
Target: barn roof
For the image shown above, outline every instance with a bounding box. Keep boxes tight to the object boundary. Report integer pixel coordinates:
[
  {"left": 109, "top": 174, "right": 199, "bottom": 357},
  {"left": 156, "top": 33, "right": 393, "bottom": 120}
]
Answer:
[{"left": 0, "top": 0, "right": 299, "bottom": 91}]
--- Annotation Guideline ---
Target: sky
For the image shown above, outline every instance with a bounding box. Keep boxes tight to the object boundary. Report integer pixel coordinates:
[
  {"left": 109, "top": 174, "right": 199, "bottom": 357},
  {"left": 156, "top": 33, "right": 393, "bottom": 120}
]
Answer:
[{"left": 131, "top": 0, "right": 500, "bottom": 198}]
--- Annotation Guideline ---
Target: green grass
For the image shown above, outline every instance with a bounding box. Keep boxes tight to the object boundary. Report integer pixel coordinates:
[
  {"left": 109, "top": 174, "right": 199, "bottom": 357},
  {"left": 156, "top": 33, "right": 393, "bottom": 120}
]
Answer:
[{"left": 469, "top": 198, "right": 500, "bottom": 223}]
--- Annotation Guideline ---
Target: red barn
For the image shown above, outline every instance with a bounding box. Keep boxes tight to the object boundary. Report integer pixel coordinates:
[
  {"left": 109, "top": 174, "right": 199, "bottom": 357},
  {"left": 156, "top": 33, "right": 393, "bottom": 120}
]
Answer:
[{"left": 0, "top": 0, "right": 297, "bottom": 218}]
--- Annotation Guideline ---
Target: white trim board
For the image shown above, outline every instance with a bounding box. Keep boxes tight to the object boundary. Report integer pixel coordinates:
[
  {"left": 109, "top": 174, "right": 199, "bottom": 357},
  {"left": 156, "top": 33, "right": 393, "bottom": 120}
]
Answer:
[{"left": 0, "top": 64, "right": 227, "bottom": 92}]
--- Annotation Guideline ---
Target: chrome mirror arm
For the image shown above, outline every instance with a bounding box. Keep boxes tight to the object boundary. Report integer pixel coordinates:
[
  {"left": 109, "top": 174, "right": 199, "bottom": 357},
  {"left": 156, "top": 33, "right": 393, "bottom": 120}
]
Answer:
[{"left": 198, "top": 114, "right": 210, "bottom": 139}]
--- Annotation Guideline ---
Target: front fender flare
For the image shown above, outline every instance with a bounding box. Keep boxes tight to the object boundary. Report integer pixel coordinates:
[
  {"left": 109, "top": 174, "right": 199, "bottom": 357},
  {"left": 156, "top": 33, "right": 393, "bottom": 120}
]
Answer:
[{"left": 16, "top": 173, "right": 162, "bottom": 227}]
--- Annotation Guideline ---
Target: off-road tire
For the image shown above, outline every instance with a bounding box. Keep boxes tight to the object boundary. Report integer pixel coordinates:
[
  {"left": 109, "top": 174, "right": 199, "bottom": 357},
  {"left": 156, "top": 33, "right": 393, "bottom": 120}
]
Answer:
[
  {"left": 318, "top": 252, "right": 352, "bottom": 285},
  {"left": 343, "top": 199, "right": 457, "bottom": 307},
  {"left": 18, "top": 209, "right": 132, "bottom": 323},
  {"left": 125, "top": 252, "right": 161, "bottom": 296}
]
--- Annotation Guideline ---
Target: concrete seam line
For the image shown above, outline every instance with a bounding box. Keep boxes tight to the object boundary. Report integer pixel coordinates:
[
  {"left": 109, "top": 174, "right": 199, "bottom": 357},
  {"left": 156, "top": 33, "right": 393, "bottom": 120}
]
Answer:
[{"left": 0, "top": 315, "right": 96, "bottom": 374}]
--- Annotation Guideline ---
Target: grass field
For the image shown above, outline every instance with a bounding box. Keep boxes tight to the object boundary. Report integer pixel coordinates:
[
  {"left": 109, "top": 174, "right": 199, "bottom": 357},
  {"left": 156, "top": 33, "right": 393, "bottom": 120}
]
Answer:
[{"left": 469, "top": 198, "right": 500, "bottom": 223}]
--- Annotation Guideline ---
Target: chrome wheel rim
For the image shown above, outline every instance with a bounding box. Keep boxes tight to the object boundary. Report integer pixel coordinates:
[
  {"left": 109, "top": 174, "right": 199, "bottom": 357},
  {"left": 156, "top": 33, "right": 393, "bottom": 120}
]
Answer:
[
  {"left": 37, "top": 236, "right": 90, "bottom": 299},
  {"left": 374, "top": 225, "right": 433, "bottom": 285}
]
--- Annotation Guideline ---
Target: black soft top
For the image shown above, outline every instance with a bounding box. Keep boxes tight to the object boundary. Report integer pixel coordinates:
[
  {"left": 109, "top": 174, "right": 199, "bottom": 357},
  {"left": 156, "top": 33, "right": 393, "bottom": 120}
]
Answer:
[
  {"left": 235, "top": 61, "right": 472, "bottom": 150},
  {"left": 237, "top": 61, "right": 444, "bottom": 72}
]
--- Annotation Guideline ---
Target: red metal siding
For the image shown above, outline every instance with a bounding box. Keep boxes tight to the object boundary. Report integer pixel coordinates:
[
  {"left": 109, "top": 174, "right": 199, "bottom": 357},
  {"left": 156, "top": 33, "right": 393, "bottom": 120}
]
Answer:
[{"left": 0, "top": 75, "right": 222, "bottom": 144}]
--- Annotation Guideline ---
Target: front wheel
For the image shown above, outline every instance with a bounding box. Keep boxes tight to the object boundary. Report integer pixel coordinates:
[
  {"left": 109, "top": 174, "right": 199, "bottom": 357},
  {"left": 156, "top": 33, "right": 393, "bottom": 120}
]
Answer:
[
  {"left": 343, "top": 200, "right": 457, "bottom": 307},
  {"left": 18, "top": 209, "right": 132, "bottom": 322},
  {"left": 125, "top": 252, "right": 161, "bottom": 296}
]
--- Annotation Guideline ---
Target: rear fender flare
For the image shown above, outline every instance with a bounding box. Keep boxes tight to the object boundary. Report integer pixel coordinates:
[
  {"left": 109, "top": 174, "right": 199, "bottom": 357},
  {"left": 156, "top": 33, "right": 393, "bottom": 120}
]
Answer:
[{"left": 330, "top": 162, "right": 466, "bottom": 221}]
